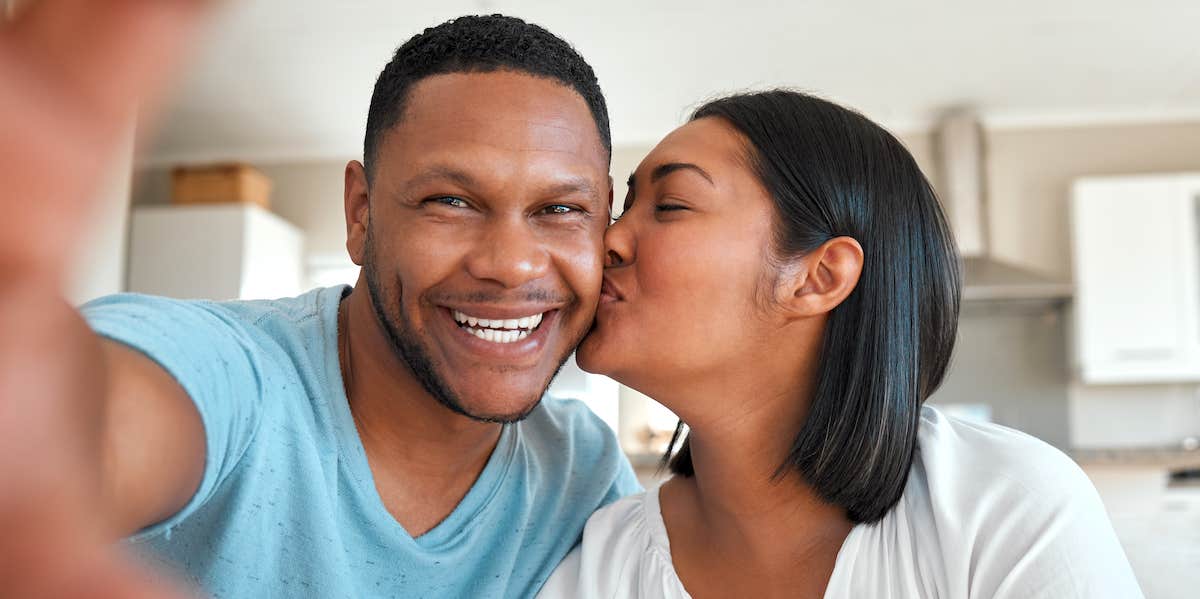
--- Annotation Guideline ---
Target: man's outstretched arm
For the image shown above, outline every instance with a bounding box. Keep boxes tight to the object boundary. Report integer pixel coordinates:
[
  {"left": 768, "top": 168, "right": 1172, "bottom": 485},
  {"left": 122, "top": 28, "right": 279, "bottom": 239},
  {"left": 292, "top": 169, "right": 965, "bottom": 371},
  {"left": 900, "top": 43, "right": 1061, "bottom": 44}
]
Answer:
[{"left": 0, "top": 0, "right": 212, "bottom": 595}]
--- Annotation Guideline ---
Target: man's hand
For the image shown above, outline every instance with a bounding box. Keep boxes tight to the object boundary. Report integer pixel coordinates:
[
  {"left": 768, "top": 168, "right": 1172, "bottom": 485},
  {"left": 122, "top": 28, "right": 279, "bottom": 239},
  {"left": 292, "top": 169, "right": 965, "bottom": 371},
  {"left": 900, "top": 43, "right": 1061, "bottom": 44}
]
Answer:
[{"left": 0, "top": 1, "right": 209, "bottom": 596}]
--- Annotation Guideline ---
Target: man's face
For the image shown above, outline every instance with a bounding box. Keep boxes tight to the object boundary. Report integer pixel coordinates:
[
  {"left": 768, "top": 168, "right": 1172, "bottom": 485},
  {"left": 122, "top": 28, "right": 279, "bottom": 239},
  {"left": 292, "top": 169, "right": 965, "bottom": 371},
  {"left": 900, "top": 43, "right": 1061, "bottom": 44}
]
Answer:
[{"left": 347, "top": 71, "right": 610, "bottom": 422}]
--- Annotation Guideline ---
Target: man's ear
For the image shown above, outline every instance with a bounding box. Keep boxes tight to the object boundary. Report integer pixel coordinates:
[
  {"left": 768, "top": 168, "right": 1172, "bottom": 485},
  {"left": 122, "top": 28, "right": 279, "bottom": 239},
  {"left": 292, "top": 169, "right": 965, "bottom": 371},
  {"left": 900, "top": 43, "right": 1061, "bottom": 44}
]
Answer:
[
  {"left": 777, "top": 236, "right": 864, "bottom": 318},
  {"left": 344, "top": 160, "right": 370, "bottom": 266}
]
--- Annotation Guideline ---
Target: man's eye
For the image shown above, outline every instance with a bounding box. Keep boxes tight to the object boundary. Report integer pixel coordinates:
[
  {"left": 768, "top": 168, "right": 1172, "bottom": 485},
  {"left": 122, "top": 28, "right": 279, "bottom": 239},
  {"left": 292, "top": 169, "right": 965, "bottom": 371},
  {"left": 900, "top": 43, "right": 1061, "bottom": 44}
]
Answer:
[
  {"left": 543, "top": 204, "right": 577, "bottom": 215},
  {"left": 429, "top": 196, "right": 468, "bottom": 208}
]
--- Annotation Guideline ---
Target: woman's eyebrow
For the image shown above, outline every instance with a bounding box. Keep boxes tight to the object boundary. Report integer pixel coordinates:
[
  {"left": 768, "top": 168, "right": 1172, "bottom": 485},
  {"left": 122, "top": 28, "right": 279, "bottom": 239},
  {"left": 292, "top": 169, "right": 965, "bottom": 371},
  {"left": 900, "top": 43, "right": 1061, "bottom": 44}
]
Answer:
[
  {"left": 626, "top": 162, "right": 715, "bottom": 193},
  {"left": 623, "top": 162, "right": 714, "bottom": 213},
  {"left": 650, "top": 162, "right": 714, "bottom": 185}
]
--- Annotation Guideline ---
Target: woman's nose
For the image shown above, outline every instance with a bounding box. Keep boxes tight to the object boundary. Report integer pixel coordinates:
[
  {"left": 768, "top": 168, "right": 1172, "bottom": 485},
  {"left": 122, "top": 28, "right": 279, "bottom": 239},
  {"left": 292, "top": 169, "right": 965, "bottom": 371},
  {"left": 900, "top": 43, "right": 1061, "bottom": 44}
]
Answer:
[
  {"left": 605, "top": 249, "right": 623, "bottom": 267},
  {"left": 603, "top": 216, "right": 634, "bottom": 268}
]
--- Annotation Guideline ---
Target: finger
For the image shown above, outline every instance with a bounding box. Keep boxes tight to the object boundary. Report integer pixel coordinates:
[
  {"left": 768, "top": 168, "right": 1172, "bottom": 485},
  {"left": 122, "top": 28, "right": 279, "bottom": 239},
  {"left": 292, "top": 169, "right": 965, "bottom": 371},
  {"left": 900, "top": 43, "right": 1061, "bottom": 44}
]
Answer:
[
  {"left": 11, "top": 0, "right": 212, "bottom": 124},
  {"left": 0, "top": 0, "right": 213, "bottom": 283}
]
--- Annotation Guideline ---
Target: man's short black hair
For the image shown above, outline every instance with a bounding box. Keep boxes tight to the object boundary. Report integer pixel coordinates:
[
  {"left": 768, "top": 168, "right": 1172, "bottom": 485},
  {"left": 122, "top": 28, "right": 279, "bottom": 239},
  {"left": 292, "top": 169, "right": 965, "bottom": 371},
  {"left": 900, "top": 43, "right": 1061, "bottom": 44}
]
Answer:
[{"left": 363, "top": 14, "right": 611, "bottom": 180}]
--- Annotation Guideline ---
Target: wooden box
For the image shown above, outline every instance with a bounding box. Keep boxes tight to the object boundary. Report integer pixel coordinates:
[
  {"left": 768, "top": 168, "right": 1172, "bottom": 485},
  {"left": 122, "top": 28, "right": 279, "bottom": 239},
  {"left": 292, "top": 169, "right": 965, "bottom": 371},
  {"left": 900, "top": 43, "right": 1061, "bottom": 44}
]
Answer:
[{"left": 171, "top": 163, "right": 272, "bottom": 209}]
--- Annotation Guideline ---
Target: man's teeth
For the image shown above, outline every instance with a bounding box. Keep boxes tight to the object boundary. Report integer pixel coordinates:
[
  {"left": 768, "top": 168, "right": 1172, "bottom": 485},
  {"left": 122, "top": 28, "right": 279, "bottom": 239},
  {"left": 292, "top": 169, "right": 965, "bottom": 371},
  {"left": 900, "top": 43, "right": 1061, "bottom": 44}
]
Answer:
[
  {"left": 452, "top": 310, "right": 545, "bottom": 344},
  {"left": 469, "top": 328, "right": 530, "bottom": 343}
]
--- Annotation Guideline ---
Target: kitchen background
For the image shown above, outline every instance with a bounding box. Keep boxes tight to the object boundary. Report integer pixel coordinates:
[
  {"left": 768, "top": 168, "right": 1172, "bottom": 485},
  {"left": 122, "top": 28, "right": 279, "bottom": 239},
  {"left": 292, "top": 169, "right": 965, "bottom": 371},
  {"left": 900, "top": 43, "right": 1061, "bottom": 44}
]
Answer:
[{"left": 35, "top": 1, "right": 1200, "bottom": 597}]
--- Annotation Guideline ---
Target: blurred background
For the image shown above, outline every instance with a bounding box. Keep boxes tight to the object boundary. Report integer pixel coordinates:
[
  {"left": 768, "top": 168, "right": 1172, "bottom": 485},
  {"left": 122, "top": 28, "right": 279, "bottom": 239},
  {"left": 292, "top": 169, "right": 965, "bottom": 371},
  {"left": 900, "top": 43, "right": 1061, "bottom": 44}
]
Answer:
[{"left": 22, "top": 1, "right": 1200, "bottom": 596}]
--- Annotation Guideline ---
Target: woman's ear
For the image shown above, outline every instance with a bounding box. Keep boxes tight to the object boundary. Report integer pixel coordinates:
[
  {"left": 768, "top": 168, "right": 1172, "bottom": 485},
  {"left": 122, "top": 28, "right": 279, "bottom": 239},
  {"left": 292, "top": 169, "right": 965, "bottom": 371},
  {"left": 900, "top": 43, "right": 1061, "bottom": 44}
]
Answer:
[{"left": 777, "top": 236, "right": 864, "bottom": 318}]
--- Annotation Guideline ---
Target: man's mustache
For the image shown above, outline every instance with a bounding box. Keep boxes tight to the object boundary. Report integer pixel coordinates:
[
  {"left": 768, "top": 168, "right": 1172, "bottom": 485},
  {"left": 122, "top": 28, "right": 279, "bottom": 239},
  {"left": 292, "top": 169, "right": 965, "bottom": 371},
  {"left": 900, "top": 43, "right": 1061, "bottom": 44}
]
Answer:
[{"left": 428, "top": 289, "right": 575, "bottom": 305}]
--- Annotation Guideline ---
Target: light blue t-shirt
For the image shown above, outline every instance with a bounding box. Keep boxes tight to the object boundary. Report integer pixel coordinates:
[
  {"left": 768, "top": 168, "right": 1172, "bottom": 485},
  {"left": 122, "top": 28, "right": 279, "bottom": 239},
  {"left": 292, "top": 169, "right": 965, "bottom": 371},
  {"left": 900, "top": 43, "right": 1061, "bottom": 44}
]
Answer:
[{"left": 82, "top": 285, "right": 640, "bottom": 599}]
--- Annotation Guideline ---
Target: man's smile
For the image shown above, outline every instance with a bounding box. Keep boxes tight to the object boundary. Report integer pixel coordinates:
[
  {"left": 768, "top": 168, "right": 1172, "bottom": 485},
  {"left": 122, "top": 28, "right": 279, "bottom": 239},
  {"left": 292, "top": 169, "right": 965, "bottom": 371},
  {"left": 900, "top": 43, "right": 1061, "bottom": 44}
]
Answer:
[{"left": 435, "top": 305, "right": 562, "bottom": 361}]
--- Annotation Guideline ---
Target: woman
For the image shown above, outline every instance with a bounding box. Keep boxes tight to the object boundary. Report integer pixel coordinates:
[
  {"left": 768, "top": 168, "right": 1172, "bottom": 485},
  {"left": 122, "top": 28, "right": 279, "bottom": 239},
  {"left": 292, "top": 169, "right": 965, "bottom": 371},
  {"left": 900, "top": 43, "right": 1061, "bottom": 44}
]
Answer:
[{"left": 539, "top": 90, "right": 1142, "bottom": 598}]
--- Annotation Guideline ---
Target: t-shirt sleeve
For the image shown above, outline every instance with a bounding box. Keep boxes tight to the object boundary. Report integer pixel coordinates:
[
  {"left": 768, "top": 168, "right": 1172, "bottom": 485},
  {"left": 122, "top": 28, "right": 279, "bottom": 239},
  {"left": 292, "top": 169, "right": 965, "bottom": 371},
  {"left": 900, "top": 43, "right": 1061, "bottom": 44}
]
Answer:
[
  {"left": 82, "top": 293, "right": 268, "bottom": 538},
  {"left": 968, "top": 445, "right": 1145, "bottom": 598}
]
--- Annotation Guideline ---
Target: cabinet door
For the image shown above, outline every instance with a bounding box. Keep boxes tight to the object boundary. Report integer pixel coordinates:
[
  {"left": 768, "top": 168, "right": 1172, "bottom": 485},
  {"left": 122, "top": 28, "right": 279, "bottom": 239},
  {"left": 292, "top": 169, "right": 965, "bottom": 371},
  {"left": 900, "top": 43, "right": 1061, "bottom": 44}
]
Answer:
[{"left": 1072, "top": 175, "right": 1200, "bottom": 383}]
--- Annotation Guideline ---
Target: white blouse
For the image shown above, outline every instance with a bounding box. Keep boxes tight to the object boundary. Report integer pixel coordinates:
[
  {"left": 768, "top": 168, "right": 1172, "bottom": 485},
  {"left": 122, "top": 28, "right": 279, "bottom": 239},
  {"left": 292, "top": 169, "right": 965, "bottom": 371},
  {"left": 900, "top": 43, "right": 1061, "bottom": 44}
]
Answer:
[{"left": 539, "top": 406, "right": 1144, "bottom": 599}]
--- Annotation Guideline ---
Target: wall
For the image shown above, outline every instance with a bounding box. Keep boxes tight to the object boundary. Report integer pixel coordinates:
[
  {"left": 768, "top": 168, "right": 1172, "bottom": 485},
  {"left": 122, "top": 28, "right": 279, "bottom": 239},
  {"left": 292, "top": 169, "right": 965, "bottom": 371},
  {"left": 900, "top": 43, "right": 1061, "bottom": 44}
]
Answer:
[{"left": 987, "top": 121, "right": 1200, "bottom": 281}]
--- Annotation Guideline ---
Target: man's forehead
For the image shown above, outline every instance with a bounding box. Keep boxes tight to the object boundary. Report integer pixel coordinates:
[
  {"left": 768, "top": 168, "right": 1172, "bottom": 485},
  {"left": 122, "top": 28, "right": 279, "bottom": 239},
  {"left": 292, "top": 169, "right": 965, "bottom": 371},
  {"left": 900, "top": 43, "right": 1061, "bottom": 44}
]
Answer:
[
  {"left": 398, "top": 72, "right": 600, "bottom": 145},
  {"left": 392, "top": 115, "right": 597, "bottom": 157}
]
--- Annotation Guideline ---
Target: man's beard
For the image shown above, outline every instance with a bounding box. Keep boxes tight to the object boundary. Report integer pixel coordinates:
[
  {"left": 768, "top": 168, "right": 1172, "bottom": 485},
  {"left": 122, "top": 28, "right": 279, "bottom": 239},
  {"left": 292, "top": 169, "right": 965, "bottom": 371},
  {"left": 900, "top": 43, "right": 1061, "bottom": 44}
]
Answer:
[{"left": 362, "top": 229, "right": 574, "bottom": 423}]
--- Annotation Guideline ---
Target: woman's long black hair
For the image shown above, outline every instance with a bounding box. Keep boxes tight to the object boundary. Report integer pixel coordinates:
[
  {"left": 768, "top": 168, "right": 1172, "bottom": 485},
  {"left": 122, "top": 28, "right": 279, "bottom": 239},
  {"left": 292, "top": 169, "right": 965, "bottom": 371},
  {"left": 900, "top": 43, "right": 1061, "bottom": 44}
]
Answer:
[{"left": 665, "top": 90, "right": 962, "bottom": 524}]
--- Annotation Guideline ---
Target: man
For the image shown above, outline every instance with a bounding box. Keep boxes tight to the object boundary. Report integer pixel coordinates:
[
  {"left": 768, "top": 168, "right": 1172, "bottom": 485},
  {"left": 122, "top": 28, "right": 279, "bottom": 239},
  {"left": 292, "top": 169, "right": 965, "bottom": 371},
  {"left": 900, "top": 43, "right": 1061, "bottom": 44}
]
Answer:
[{"left": 0, "top": 4, "right": 637, "bottom": 598}]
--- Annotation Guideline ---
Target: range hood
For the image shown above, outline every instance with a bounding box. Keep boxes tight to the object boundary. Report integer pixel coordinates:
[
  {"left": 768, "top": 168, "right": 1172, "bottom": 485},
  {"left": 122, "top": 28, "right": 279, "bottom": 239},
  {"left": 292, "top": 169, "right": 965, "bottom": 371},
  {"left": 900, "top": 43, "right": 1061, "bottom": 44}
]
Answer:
[{"left": 933, "top": 110, "right": 1073, "bottom": 302}]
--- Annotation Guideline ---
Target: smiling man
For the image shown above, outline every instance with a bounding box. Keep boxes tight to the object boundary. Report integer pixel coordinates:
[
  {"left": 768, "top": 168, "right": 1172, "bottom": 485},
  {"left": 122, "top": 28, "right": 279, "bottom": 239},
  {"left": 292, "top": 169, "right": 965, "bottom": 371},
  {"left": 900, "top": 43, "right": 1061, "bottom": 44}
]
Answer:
[{"left": 0, "top": 12, "right": 637, "bottom": 599}]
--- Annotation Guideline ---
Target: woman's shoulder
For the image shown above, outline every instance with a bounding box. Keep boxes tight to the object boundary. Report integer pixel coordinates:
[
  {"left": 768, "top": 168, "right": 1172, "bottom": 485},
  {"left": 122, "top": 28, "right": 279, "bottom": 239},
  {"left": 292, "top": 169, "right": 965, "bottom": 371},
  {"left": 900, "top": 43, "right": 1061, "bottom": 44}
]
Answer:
[
  {"left": 538, "top": 485, "right": 692, "bottom": 598},
  {"left": 885, "top": 406, "right": 1143, "bottom": 598},
  {"left": 915, "top": 405, "right": 1092, "bottom": 505}
]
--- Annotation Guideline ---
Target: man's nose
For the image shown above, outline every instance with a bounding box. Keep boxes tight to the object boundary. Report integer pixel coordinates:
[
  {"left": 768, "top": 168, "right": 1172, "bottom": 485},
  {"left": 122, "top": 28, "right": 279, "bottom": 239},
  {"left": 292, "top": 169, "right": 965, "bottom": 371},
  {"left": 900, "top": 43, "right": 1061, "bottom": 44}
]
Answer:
[{"left": 464, "top": 217, "right": 551, "bottom": 288}]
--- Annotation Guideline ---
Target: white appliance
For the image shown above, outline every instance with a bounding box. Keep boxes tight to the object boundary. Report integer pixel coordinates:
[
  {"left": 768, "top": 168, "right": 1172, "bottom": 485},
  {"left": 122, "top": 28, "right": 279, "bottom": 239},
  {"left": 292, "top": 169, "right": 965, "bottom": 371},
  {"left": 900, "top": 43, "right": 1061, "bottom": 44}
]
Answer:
[{"left": 128, "top": 204, "right": 305, "bottom": 301}]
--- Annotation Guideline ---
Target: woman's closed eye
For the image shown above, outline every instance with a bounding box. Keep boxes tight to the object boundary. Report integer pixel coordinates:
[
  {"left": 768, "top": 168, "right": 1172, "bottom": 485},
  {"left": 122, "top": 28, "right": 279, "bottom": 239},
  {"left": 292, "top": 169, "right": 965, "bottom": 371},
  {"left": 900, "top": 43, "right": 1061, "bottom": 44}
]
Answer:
[
  {"left": 654, "top": 203, "right": 690, "bottom": 219},
  {"left": 608, "top": 203, "right": 688, "bottom": 224}
]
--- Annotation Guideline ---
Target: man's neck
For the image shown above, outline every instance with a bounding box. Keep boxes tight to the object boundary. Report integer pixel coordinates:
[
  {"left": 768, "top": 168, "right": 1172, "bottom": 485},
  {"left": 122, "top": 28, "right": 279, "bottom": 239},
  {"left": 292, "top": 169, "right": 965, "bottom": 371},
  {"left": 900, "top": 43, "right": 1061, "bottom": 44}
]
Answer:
[{"left": 338, "top": 285, "right": 504, "bottom": 536}]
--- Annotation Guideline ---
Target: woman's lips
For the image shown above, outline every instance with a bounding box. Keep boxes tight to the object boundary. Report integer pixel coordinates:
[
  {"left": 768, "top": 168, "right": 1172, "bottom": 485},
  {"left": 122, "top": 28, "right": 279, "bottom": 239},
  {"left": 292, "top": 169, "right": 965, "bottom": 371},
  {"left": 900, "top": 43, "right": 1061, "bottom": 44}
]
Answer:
[{"left": 599, "top": 276, "right": 624, "bottom": 303}]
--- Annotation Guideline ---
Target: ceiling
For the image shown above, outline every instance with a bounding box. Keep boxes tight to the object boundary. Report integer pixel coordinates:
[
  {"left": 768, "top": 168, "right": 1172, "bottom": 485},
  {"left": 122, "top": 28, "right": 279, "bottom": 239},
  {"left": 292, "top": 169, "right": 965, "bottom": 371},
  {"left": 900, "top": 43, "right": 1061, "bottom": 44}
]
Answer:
[{"left": 140, "top": 0, "right": 1200, "bottom": 165}]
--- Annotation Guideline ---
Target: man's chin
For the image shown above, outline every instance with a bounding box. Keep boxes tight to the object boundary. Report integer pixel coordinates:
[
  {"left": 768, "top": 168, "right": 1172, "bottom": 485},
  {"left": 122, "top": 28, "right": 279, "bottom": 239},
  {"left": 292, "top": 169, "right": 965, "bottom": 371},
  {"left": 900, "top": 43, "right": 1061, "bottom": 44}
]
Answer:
[{"left": 455, "top": 395, "right": 545, "bottom": 424}]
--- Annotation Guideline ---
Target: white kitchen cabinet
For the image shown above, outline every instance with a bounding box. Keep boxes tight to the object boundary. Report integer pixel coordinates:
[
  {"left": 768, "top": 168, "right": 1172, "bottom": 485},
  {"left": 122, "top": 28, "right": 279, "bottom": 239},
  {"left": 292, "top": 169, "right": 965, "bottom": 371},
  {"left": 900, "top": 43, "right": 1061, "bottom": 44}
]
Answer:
[
  {"left": 128, "top": 204, "right": 305, "bottom": 301},
  {"left": 1071, "top": 174, "right": 1200, "bottom": 383}
]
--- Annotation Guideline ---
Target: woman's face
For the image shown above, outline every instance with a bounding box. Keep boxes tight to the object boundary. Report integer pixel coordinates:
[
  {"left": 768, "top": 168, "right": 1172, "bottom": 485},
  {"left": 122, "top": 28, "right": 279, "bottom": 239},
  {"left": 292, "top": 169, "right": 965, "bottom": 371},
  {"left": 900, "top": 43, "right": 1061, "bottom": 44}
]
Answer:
[{"left": 577, "top": 117, "right": 784, "bottom": 397}]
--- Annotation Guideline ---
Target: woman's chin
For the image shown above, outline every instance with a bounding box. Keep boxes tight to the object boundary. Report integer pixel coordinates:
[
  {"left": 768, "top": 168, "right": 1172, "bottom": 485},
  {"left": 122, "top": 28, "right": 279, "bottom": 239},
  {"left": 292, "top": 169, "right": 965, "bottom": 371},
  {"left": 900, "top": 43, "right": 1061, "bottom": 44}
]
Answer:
[{"left": 575, "top": 331, "right": 621, "bottom": 377}]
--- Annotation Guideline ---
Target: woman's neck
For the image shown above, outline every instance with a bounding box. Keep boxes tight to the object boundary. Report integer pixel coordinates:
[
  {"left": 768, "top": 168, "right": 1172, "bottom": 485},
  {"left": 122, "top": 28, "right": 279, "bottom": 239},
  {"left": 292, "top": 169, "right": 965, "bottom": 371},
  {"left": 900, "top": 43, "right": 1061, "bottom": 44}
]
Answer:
[
  {"left": 673, "top": 402, "right": 853, "bottom": 564},
  {"left": 656, "top": 332, "right": 854, "bottom": 597}
]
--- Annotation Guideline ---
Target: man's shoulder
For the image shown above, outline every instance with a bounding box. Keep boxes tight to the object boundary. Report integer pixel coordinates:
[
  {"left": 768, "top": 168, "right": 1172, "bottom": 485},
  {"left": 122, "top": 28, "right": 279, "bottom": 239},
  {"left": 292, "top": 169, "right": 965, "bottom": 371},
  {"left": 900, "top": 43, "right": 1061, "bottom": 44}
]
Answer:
[
  {"left": 83, "top": 286, "right": 340, "bottom": 346},
  {"left": 198, "top": 285, "right": 341, "bottom": 329},
  {"left": 520, "top": 395, "right": 640, "bottom": 495},
  {"left": 524, "top": 395, "right": 619, "bottom": 446}
]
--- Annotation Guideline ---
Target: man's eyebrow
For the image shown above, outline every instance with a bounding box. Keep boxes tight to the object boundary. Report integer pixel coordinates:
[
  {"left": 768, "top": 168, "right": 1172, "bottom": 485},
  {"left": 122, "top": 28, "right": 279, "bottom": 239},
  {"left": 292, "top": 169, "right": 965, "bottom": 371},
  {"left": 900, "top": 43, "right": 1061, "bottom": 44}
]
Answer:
[
  {"left": 541, "top": 176, "right": 599, "bottom": 199},
  {"left": 404, "top": 165, "right": 478, "bottom": 189}
]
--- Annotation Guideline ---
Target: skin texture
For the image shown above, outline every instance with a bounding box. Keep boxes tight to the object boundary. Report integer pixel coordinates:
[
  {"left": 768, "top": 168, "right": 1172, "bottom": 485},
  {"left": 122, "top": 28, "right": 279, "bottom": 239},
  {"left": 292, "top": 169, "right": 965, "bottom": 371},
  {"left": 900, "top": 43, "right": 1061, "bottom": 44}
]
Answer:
[
  {"left": 577, "top": 117, "right": 865, "bottom": 598},
  {"left": 340, "top": 70, "right": 611, "bottom": 535}
]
